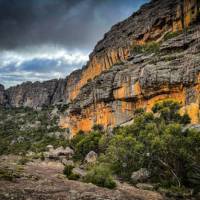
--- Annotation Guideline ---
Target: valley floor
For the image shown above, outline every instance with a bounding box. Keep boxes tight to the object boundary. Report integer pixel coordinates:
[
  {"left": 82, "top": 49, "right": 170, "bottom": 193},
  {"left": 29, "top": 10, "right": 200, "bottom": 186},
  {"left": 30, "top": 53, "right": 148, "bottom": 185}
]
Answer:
[{"left": 0, "top": 156, "right": 163, "bottom": 200}]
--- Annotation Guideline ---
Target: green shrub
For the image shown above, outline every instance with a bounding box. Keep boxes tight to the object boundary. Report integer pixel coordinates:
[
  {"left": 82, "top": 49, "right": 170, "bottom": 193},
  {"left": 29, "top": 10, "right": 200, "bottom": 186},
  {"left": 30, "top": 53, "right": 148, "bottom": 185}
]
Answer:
[
  {"left": 180, "top": 113, "right": 191, "bottom": 125},
  {"left": 92, "top": 124, "right": 104, "bottom": 132},
  {"left": 134, "top": 108, "right": 145, "bottom": 115},
  {"left": 74, "top": 131, "right": 102, "bottom": 160},
  {"left": 0, "top": 168, "right": 20, "bottom": 181},
  {"left": 152, "top": 100, "right": 190, "bottom": 124},
  {"left": 97, "top": 100, "right": 199, "bottom": 192},
  {"left": 63, "top": 165, "right": 74, "bottom": 177},
  {"left": 68, "top": 173, "right": 80, "bottom": 180},
  {"left": 132, "top": 42, "right": 160, "bottom": 54},
  {"left": 98, "top": 133, "right": 113, "bottom": 153},
  {"left": 18, "top": 156, "right": 29, "bottom": 165},
  {"left": 105, "top": 134, "right": 144, "bottom": 179},
  {"left": 84, "top": 164, "right": 116, "bottom": 189},
  {"left": 63, "top": 165, "right": 80, "bottom": 180},
  {"left": 70, "top": 131, "right": 85, "bottom": 148},
  {"left": 164, "top": 31, "right": 181, "bottom": 41}
]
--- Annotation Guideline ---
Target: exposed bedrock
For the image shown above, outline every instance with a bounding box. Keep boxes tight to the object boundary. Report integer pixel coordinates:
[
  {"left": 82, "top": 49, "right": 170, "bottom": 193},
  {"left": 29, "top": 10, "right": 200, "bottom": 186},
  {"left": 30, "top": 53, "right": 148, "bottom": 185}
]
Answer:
[{"left": 61, "top": 24, "right": 200, "bottom": 135}]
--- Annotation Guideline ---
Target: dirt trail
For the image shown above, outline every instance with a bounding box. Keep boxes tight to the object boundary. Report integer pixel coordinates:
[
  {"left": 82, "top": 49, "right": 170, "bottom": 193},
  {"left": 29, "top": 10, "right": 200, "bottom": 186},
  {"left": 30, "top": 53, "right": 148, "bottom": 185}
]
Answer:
[{"left": 0, "top": 156, "right": 164, "bottom": 200}]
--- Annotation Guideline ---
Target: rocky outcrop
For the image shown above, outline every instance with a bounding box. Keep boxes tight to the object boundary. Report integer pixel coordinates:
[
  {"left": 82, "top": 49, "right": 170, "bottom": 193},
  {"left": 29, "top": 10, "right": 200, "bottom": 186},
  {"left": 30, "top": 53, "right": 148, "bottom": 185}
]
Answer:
[
  {"left": 5, "top": 79, "right": 65, "bottom": 108},
  {"left": 68, "top": 0, "right": 200, "bottom": 102},
  {"left": 0, "top": 69, "right": 82, "bottom": 108},
  {"left": 0, "top": 156, "right": 164, "bottom": 200},
  {"left": 62, "top": 22, "right": 200, "bottom": 135}
]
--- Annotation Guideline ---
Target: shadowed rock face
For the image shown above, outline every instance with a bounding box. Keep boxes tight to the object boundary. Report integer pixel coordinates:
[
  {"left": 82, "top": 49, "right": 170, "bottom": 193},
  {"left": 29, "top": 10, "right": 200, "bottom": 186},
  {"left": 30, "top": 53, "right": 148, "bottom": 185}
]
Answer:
[
  {"left": 3, "top": 79, "right": 66, "bottom": 108},
  {"left": 0, "top": 69, "right": 82, "bottom": 108}
]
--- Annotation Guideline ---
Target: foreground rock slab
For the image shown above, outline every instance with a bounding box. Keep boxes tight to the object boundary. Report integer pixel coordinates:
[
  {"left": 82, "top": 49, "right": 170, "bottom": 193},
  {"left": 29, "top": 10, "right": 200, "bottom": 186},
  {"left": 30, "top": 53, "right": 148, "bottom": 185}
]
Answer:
[{"left": 0, "top": 156, "right": 163, "bottom": 200}]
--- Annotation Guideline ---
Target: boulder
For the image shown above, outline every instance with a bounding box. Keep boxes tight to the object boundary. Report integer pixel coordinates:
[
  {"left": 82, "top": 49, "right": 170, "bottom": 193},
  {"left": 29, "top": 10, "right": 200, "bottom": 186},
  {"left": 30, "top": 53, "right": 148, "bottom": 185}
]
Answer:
[
  {"left": 131, "top": 168, "right": 150, "bottom": 183},
  {"left": 45, "top": 146, "right": 74, "bottom": 160},
  {"left": 85, "top": 151, "right": 97, "bottom": 164},
  {"left": 72, "top": 167, "right": 87, "bottom": 178},
  {"left": 46, "top": 145, "right": 54, "bottom": 151},
  {"left": 136, "top": 183, "right": 154, "bottom": 191}
]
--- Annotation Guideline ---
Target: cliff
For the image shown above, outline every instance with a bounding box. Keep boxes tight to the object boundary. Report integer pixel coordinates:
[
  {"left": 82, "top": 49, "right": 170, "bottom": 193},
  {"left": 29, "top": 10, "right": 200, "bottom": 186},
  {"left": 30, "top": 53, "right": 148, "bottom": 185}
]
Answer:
[
  {"left": 0, "top": 69, "right": 82, "bottom": 108},
  {"left": 68, "top": 0, "right": 200, "bottom": 101},
  {"left": 60, "top": 0, "right": 200, "bottom": 135},
  {"left": 0, "top": 79, "right": 67, "bottom": 108}
]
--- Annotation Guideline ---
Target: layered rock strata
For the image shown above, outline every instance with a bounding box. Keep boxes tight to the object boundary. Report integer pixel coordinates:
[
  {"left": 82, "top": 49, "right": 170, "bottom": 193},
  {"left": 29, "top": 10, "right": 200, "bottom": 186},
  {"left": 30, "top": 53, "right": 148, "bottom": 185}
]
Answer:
[
  {"left": 68, "top": 0, "right": 200, "bottom": 101},
  {"left": 62, "top": 21, "right": 200, "bottom": 135},
  {"left": 0, "top": 69, "right": 82, "bottom": 108}
]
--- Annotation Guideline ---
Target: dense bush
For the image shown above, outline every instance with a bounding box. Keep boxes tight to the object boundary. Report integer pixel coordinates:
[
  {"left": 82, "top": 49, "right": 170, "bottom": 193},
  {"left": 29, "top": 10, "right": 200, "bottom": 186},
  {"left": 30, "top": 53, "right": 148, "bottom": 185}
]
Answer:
[
  {"left": 84, "top": 164, "right": 116, "bottom": 189},
  {"left": 113, "top": 101, "right": 198, "bottom": 190},
  {"left": 105, "top": 134, "right": 144, "bottom": 179},
  {"left": 72, "top": 130, "right": 102, "bottom": 160},
  {"left": 152, "top": 100, "right": 190, "bottom": 124},
  {"left": 63, "top": 165, "right": 74, "bottom": 177},
  {"left": 63, "top": 165, "right": 80, "bottom": 180},
  {"left": 86, "top": 100, "right": 200, "bottom": 193}
]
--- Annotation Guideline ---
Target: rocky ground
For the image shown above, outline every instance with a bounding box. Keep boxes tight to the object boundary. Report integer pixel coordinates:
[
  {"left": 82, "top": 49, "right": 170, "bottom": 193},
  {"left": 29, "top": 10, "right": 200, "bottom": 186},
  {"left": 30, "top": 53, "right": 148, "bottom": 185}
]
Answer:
[{"left": 0, "top": 156, "right": 164, "bottom": 200}]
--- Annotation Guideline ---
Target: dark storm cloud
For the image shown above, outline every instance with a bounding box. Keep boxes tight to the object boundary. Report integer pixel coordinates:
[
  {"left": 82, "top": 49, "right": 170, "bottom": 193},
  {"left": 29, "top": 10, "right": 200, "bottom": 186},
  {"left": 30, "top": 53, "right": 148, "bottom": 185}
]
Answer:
[
  {"left": 0, "top": 0, "right": 147, "bottom": 50},
  {"left": 0, "top": 0, "right": 148, "bottom": 87}
]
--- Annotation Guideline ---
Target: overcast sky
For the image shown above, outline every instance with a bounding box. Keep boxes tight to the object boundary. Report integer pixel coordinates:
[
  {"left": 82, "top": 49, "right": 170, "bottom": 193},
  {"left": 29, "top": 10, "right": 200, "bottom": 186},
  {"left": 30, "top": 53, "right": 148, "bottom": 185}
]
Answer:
[{"left": 0, "top": 0, "right": 148, "bottom": 88}]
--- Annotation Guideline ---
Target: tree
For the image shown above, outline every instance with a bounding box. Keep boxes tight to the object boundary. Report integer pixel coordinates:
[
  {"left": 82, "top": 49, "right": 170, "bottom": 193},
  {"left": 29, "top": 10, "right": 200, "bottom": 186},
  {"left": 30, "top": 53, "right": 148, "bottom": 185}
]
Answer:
[{"left": 105, "top": 134, "right": 144, "bottom": 179}]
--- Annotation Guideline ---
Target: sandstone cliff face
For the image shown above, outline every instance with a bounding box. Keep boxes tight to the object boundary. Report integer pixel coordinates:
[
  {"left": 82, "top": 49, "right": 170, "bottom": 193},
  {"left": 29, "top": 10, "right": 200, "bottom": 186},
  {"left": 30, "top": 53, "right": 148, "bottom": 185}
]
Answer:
[
  {"left": 68, "top": 0, "right": 200, "bottom": 101},
  {"left": 61, "top": 0, "right": 200, "bottom": 135}
]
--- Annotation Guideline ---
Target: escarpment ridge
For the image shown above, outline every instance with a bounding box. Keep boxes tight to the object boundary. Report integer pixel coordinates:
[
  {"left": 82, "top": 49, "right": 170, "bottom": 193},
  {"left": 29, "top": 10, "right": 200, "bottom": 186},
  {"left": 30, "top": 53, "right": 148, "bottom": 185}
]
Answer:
[
  {"left": 61, "top": 0, "right": 200, "bottom": 135},
  {"left": 1, "top": 0, "right": 200, "bottom": 135}
]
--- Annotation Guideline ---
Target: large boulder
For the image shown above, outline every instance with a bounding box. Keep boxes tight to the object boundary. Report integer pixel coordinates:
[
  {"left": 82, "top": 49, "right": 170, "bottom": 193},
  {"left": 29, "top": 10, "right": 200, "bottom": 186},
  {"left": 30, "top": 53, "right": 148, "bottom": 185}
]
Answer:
[
  {"left": 84, "top": 151, "right": 97, "bottom": 164},
  {"left": 45, "top": 146, "right": 74, "bottom": 160},
  {"left": 72, "top": 167, "right": 87, "bottom": 178},
  {"left": 131, "top": 168, "right": 150, "bottom": 183},
  {"left": 46, "top": 145, "right": 54, "bottom": 151},
  {"left": 136, "top": 183, "right": 154, "bottom": 191}
]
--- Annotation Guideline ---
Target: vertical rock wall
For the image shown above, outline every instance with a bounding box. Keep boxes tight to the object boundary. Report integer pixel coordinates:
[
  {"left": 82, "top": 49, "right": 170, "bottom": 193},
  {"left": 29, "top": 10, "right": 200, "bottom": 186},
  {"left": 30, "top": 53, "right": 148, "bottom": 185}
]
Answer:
[{"left": 62, "top": 0, "right": 200, "bottom": 135}]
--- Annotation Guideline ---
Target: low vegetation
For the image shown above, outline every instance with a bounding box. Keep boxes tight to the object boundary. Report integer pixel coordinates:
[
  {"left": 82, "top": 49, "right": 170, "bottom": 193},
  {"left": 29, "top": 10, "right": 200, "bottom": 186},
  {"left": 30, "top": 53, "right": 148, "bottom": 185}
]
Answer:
[
  {"left": 163, "top": 31, "right": 181, "bottom": 41},
  {"left": 69, "top": 100, "right": 200, "bottom": 196},
  {"left": 84, "top": 164, "right": 116, "bottom": 189},
  {"left": 0, "top": 100, "right": 199, "bottom": 197},
  {"left": 0, "top": 167, "right": 21, "bottom": 181},
  {"left": 0, "top": 107, "right": 68, "bottom": 155},
  {"left": 132, "top": 42, "right": 160, "bottom": 54},
  {"left": 63, "top": 165, "right": 80, "bottom": 180}
]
